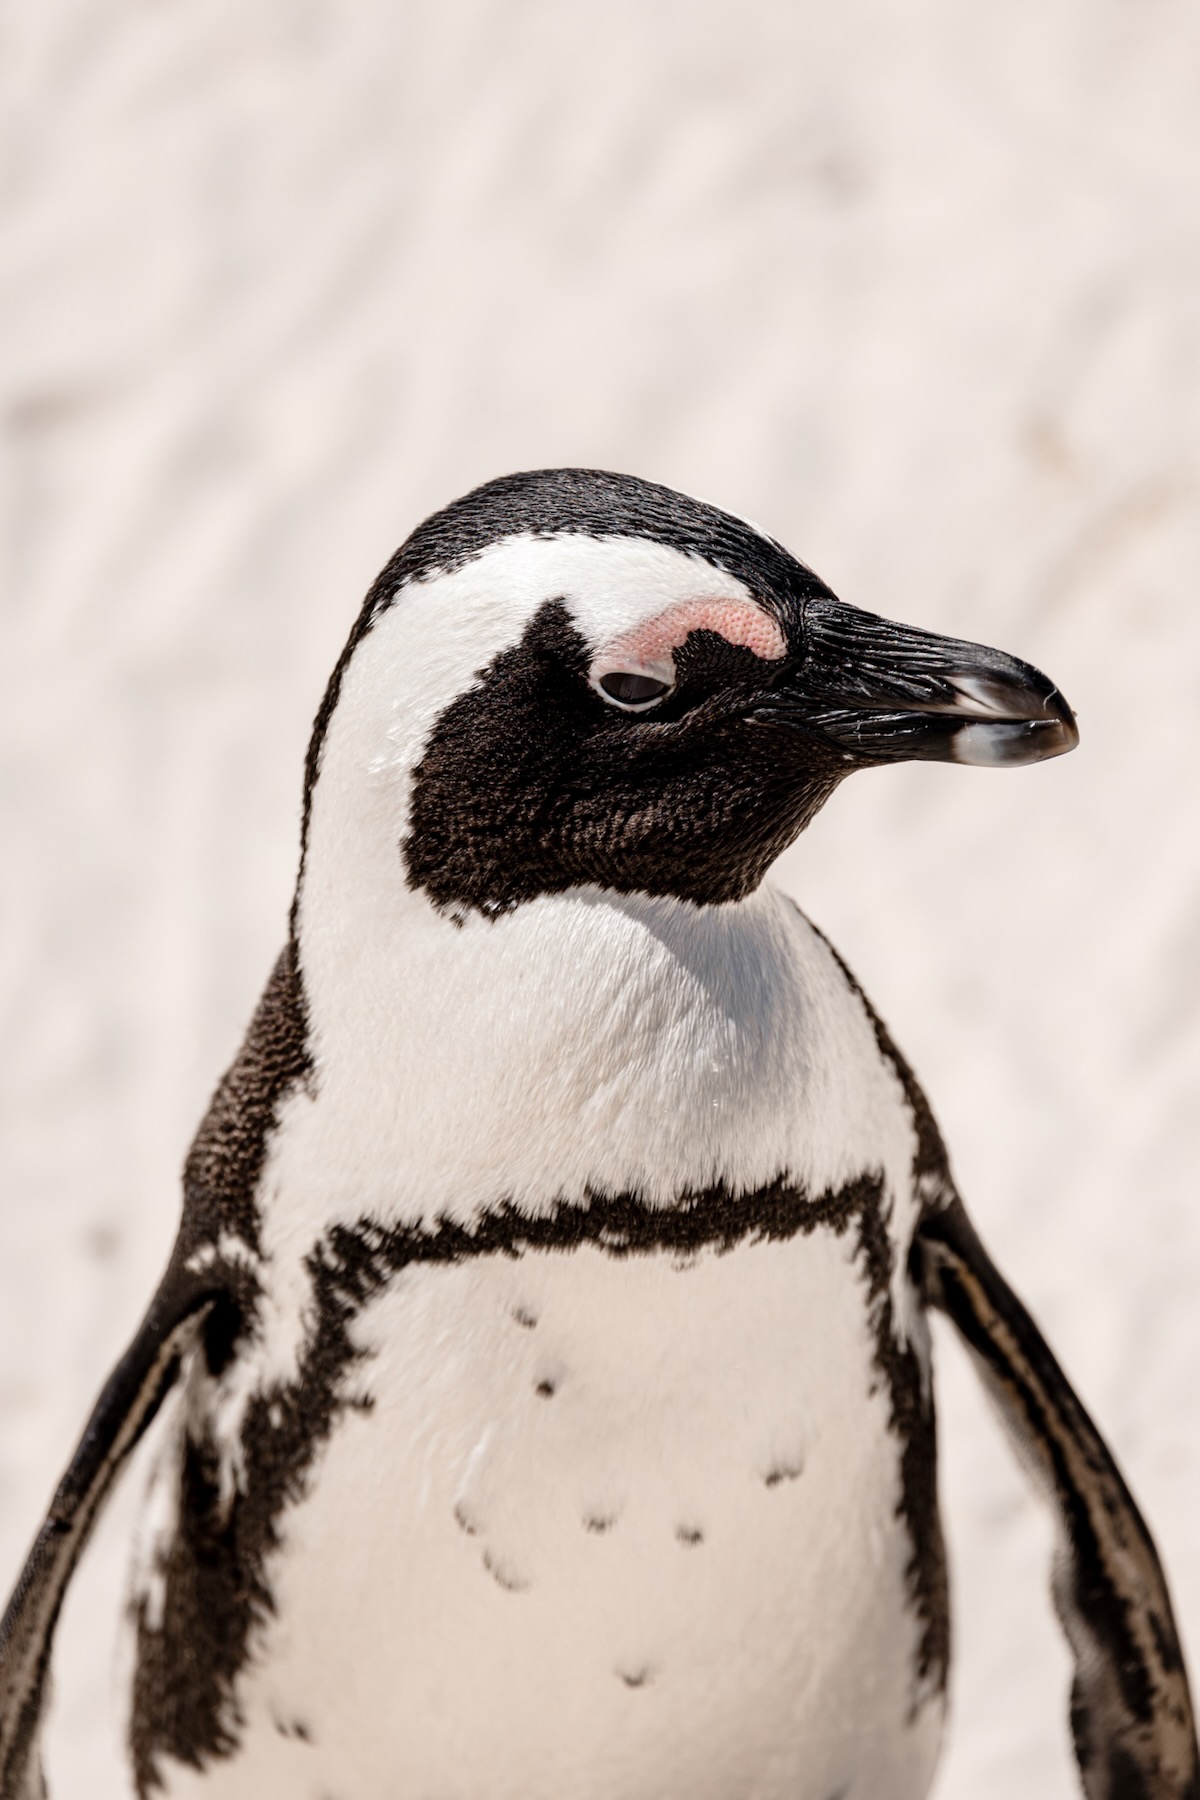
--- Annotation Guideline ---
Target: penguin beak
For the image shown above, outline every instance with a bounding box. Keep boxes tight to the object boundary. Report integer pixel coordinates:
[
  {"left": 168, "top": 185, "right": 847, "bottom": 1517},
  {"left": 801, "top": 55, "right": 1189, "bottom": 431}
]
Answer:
[{"left": 751, "top": 596, "right": 1078, "bottom": 768}]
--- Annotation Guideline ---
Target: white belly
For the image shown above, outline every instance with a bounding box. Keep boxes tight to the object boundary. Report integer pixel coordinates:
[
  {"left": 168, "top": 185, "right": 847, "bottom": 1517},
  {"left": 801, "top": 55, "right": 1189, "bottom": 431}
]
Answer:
[{"left": 156, "top": 1226, "right": 942, "bottom": 1800}]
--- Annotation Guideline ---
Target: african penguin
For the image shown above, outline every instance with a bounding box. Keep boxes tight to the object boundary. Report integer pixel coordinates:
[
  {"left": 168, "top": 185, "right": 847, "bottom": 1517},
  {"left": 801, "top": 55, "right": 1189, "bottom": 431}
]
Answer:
[{"left": 2, "top": 469, "right": 1195, "bottom": 1800}]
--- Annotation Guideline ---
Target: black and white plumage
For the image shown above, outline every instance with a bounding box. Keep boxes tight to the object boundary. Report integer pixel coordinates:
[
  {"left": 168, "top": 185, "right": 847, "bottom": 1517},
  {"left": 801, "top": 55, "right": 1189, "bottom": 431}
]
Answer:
[{"left": 1, "top": 469, "right": 1195, "bottom": 1799}]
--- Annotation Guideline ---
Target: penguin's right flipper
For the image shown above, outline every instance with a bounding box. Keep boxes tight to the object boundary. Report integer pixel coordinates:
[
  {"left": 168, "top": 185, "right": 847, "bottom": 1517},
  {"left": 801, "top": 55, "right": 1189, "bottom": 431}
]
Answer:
[
  {"left": 919, "top": 1197, "right": 1200, "bottom": 1800},
  {"left": 0, "top": 1262, "right": 219, "bottom": 1800}
]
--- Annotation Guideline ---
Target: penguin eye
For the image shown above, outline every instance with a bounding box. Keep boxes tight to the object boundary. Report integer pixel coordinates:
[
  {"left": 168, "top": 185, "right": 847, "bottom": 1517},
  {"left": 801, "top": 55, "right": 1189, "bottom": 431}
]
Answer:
[{"left": 597, "top": 671, "right": 672, "bottom": 708}]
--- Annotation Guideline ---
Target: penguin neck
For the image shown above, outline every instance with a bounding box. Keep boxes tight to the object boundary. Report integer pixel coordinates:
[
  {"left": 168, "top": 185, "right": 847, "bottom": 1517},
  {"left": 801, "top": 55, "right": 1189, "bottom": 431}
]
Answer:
[
  {"left": 290, "top": 795, "right": 828, "bottom": 1221},
  {"left": 295, "top": 844, "right": 786, "bottom": 1103}
]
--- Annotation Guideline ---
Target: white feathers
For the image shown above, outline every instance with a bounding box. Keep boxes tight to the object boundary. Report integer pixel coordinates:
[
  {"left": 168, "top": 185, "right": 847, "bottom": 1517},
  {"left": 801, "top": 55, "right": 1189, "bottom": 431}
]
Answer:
[
  {"left": 162, "top": 1237, "right": 942, "bottom": 1800},
  {"left": 228, "top": 885, "right": 922, "bottom": 1416},
  {"left": 183, "top": 1234, "right": 261, "bottom": 1280}
]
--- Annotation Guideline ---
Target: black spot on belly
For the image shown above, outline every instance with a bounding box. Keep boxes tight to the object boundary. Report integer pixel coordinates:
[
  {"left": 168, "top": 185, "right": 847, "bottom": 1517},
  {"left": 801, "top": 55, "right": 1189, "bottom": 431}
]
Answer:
[
  {"left": 511, "top": 1304, "right": 538, "bottom": 1329},
  {"left": 764, "top": 1457, "right": 804, "bottom": 1488},
  {"left": 272, "top": 1713, "right": 313, "bottom": 1743},
  {"left": 483, "top": 1548, "right": 530, "bottom": 1593},
  {"left": 534, "top": 1376, "right": 558, "bottom": 1398},
  {"left": 675, "top": 1524, "right": 704, "bottom": 1547},
  {"left": 583, "top": 1512, "right": 617, "bottom": 1534},
  {"left": 454, "top": 1500, "right": 480, "bottom": 1537},
  {"left": 617, "top": 1665, "right": 654, "bottom": 1689}
]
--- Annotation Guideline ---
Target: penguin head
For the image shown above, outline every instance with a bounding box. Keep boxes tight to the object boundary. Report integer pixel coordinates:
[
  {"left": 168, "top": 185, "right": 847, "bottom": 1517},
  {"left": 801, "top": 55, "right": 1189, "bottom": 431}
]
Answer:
[{"left": 300, "top": 469, "right": 1077, "bottom": 924}]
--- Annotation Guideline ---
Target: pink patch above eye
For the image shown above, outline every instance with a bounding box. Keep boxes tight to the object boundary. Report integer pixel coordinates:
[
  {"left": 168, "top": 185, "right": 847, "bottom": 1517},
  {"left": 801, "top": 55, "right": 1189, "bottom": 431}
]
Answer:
[{"left": 597, "top": 599, "right": 787, "bottom": 679}]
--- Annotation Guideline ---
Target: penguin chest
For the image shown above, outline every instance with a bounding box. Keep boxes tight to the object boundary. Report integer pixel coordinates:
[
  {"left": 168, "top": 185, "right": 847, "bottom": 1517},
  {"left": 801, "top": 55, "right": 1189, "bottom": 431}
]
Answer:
[{"left": 181, "top": 1223, "right": 941, "bottom": 1800}]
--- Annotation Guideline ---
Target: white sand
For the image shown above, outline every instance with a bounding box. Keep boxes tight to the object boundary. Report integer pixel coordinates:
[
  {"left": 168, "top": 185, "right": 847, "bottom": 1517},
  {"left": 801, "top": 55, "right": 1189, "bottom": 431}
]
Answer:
[{"left": 2, "top": 2, "right": 1198, "bottom": 1793}]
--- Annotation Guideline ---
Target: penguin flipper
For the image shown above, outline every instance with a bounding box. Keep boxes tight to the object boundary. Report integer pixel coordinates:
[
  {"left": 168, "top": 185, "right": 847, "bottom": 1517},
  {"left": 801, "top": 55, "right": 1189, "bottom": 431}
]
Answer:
[
  {"left": 919, "top": 1198, "right": 1199, "bottom": 1800},
  {"left": 0, "top": 1265, "right": 216, "bottom": 1799}
]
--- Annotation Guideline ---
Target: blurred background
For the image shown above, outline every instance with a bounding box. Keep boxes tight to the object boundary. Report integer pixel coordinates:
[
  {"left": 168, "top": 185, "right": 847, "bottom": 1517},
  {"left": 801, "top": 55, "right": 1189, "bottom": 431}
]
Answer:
[{"left": 2, "top": 1, "right": 1198, "bottom": 1793}]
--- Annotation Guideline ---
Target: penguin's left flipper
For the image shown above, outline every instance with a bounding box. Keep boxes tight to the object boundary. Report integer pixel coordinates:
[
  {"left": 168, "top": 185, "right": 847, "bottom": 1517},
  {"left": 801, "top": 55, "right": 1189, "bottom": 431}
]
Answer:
[
  {"left": 919, "top": 1198, "right": 1199, "bottom": 1800},
  {"left": 0, "top": 1257, "right": 218, "bottom": 1800}
]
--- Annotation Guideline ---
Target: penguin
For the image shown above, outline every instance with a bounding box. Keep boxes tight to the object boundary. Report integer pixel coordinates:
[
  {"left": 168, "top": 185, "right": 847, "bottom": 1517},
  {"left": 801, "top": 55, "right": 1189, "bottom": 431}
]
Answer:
[{"left": 0, "top": 468, "right": 1195, "bottom": 1800}]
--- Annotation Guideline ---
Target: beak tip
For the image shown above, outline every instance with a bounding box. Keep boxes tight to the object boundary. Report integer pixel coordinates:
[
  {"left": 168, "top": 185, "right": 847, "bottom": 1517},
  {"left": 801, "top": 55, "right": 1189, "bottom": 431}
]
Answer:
[
  {"left": 944, "top": 669, "right": 1079, "bottom": 767},
  {"left": 950, "top": 712, "right": 1079, "bottom": 768}
]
